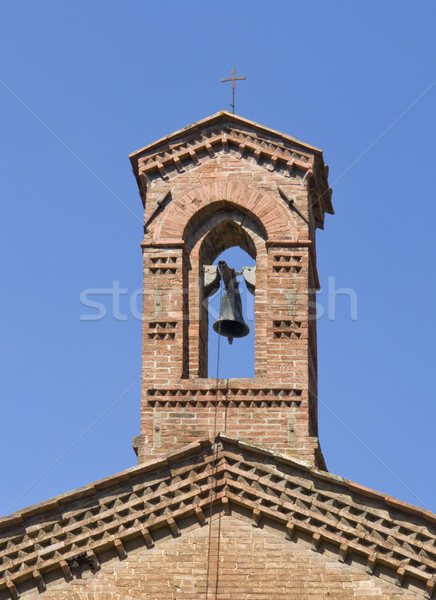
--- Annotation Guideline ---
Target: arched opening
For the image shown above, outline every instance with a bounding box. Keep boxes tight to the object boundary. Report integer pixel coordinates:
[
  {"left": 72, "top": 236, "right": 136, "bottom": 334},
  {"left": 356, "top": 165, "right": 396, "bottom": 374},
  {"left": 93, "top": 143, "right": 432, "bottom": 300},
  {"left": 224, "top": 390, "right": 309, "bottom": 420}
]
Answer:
[
  {"left": 207, "top": 246, "right": 255, "bottom": 378},
  {"left": 183, "top": 201, "right": 267, "bottom": 380},
  {"left": 197, "top": 217, "right": 258, "bottom": 379},
  {"left": 183, "top": 200, "right": 267, "bottom": 256}
]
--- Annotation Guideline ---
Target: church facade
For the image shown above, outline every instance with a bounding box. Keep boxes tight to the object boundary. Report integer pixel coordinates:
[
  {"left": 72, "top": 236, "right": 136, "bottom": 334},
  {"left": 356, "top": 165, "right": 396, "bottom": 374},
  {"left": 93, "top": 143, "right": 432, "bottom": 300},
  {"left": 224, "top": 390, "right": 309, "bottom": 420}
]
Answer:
[{"left": 0, "top": 112, "right": 435, "bottom": 599}]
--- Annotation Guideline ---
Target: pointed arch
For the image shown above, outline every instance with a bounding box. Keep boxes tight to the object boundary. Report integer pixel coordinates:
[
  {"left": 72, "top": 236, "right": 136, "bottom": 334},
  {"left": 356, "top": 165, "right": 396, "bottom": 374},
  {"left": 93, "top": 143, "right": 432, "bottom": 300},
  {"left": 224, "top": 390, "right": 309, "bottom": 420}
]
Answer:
[
  {"left": 154, "top": 179, "right": 298, "bottom": 242},
  {"left": 184, "top": 200, "right": 267, "bottom": 260},
  {"left": 182, "top": 202, "right": 268, "bottom": 379}
]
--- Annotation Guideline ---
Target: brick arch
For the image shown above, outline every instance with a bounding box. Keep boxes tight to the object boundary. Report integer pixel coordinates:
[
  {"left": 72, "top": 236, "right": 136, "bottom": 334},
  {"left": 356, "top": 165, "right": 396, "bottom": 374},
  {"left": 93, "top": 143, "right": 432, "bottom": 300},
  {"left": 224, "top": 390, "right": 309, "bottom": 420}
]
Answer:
[
  {"left": 185, "top": 203, "right": 269, "bottom": 379},
  {"left": 197, "top": 217, "right": 258, "bottom": 265},
  {"left": 184, "top": 201, "right": 266, "bottom": 258},
  {"left": 155, "top": 179, "right": 298, "bottom": 242}
]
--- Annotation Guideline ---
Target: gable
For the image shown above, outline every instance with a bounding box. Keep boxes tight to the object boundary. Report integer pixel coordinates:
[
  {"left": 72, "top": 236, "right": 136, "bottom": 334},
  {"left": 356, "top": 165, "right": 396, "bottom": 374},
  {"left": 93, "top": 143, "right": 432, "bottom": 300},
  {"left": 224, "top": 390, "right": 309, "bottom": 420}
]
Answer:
[
  {"left": 1, "top": 436, "right": 435, "bottom": 599},
  {"left": 129, "top": 111, "right": 333, "bottom": 231},
  {"left": 130, "top": 111, "right": 324, "bottom": 161}
]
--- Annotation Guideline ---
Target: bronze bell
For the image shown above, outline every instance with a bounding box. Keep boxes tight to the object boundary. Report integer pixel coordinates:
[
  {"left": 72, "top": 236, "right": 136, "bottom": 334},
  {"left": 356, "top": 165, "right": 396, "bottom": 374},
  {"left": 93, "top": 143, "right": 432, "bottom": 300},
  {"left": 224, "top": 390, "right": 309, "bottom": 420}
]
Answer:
[{"left": 212, "top": 262, "right": 250, "bottom": 344}]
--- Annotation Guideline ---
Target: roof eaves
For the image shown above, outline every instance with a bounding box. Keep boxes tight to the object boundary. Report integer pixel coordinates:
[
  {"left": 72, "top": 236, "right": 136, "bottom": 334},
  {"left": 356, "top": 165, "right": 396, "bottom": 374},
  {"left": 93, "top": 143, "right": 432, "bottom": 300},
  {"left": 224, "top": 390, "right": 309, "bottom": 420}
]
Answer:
[
  {"left": 218, "top": 432, "right": 436, "bottom": 525},
  {"left": 0, "top": 438, "right": 211, "bottom": 531}
]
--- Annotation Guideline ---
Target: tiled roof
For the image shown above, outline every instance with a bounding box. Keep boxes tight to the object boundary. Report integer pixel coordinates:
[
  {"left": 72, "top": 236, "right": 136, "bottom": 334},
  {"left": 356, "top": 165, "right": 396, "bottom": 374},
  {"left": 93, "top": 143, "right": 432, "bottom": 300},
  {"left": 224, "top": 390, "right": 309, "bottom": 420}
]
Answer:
[{"left": 0, "top": 435, "right": 435, "bottom": 598}]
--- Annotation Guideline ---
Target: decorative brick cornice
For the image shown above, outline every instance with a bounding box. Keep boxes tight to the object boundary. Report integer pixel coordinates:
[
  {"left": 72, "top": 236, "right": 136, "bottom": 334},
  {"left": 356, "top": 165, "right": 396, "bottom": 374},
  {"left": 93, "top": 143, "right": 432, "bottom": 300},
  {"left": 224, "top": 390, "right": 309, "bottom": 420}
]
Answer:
[
  {"left": 1, "top": 436, "right": 434, "bottom": 598},
  {"left": 145, "top": 384, "right": 304, "bottom": 408},
  {"left": 136, "top": 128, "right": 314, "bottom": 184}
]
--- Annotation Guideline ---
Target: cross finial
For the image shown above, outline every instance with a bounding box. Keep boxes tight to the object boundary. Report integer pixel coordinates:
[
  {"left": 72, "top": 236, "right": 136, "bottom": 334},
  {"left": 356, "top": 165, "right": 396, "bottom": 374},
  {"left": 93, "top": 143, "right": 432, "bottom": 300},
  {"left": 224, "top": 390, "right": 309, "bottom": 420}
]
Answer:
[{"left": 221, "top": 68, "right": 246, "bottom": 114}]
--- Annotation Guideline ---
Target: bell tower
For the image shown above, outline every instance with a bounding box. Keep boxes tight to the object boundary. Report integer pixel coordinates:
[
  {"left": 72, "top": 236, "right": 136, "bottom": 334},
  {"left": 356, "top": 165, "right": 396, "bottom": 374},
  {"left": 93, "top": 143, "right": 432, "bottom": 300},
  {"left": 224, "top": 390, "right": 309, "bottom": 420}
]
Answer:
[{"left": 129, "top": 112, "right": 333, "bottom": 468}]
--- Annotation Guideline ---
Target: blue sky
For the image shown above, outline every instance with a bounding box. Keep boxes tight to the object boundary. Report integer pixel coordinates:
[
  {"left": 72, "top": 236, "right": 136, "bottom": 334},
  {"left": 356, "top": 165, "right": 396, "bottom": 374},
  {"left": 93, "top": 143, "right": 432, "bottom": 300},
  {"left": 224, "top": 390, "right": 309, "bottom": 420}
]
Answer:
[{"left": 1, "top": 1, "right": 435, "bottom": 516}]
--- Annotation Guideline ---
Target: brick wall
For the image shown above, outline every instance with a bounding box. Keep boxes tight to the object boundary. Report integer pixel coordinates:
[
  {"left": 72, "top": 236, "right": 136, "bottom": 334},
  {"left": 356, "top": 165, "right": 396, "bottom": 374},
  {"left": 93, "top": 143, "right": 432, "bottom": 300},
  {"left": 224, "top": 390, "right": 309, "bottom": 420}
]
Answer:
[
  {"left": 136, "top": 381, "right": 319, "bottom": 465},
  {"left": 21, "top": 514, "right": 422, "bottom": 600}
]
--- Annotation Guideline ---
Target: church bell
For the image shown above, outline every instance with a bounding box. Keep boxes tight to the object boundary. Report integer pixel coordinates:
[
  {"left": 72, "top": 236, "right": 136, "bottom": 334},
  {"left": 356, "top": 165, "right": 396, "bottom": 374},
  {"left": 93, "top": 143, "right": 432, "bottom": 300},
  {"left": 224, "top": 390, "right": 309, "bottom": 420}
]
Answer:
[{"left": 213, "top": 287, "right": 250, "bottom": 344}]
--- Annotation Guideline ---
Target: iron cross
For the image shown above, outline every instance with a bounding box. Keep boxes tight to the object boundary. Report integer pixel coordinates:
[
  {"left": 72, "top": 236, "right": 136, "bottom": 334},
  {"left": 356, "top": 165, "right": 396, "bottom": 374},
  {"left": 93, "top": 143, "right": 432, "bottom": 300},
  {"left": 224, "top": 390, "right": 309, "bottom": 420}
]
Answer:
[{"left": 221, "top": 68, "right": 246, "bottom": 114}]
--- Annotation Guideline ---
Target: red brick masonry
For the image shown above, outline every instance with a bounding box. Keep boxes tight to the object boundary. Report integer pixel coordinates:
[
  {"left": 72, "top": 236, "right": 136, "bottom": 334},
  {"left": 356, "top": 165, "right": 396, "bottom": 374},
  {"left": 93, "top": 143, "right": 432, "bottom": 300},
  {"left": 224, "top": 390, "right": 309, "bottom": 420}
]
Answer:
[{"left": 129, "top": 111, "right": 333, "bottom": 467}]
